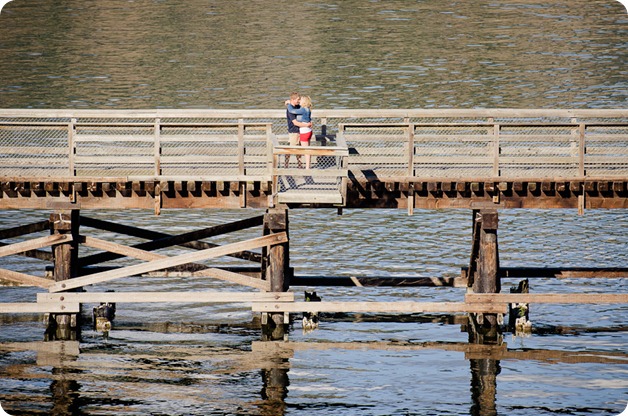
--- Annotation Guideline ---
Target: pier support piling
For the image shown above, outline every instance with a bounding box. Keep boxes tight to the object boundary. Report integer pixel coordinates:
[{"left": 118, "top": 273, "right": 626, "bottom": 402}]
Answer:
[
  {"left": 261, "top": 209, "right": 290, "bottom": 340},
  {"left": 468, "top": 210, "right": 501, "bottom": 343},
  {"left": 46, "top": 210, "right": 80, "bottom": 341}
]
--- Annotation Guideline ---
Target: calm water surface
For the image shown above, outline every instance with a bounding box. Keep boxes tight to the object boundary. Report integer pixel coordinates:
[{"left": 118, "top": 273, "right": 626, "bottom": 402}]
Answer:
[{"left": 0, "top": 0, "right": 627, "bottom": 415}]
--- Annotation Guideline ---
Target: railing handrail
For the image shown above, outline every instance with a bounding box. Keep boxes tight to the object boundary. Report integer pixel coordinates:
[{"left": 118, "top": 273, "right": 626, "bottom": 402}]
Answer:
[{"left": 2, "top": 108, "right": 628, "bottom": 119}]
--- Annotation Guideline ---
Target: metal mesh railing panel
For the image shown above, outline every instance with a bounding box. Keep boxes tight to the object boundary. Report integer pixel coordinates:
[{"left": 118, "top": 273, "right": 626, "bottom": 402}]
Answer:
[
  {"left": 243, "top": 138, "right": 269, "bottom": 176},
  {"left": 0, "top": 125, "right": 69, "bottom": 177},
  {"left": 585, "top": 126, "right": 628, "bottom": 176},
  {"left": 343, "top": 125, "right": 408, "bottom": 179},
  {"left": 499, "top": 126, "right": 580, "bottom": 178},
  {"left": 74, "top": 126, "right": 154, "bottom": 176},
  {"left": 160, "top": 126, "right": 240, "bottom": 176},
  {"left": 413, "top": 126, "right": 494, "bottom": 178}
]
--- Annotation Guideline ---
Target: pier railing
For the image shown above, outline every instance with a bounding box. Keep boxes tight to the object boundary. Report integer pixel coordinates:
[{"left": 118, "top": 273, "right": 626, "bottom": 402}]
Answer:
[
  {"left": 271, "top": 134, "right": 349, "bottom": 205},
  {"left": 0, "top": 118, "right": 274, "bottom": 181},
  {"left": 2, "top": 108, "right": 626, "bottom": 182},
  {"left": 339, "top": 121, "right": 628, "bottom": 180}
]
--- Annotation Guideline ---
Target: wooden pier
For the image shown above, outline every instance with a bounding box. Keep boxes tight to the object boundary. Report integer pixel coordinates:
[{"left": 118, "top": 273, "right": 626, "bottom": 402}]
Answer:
[{"left": 1, "top": 108, "right": 627, "bottom": 340}]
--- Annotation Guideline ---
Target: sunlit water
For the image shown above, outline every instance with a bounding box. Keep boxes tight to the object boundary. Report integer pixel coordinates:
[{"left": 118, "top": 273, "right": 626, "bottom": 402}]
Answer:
[{"left": 0, "top": 0, "right": 627, "bottom": 415}]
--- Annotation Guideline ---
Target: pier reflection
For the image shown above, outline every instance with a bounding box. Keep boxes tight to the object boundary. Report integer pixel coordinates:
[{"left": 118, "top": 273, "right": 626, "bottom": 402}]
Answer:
[{"left": 0, "top": 326, "right": 626, "bottom": 415}]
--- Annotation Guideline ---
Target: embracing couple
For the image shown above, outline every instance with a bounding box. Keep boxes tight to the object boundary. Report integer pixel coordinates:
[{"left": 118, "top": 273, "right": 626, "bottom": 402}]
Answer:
[{"left": 285, "top": 92, "right": 313, "bottom": 169}]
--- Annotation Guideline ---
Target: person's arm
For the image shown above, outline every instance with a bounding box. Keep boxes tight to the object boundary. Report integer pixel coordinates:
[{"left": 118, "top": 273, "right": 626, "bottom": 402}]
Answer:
[
  {"left": 287, "top": 103, "right": 307, "bottom": 115},
  {"left": 286, "top": 104, "right": 312, "bottom": 127},
  {"left": 292, "top": 119, "right": 311, "bottom": 128}
]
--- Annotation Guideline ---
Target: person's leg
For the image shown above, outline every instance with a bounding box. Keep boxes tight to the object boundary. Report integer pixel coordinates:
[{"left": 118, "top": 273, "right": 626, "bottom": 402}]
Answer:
[
  {"left": 286, "top": 133, "right": 299, "bottom": 167},
  {"left": 300, "top": 132, "right": 312, "bottom": 169}
]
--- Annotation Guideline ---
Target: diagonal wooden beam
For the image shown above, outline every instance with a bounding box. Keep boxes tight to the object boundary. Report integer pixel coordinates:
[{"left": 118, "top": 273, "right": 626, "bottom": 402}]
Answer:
[
  {"left": 81, "top": 235, "right": 270, "bottom": 291},
  {"left": 0, "top": 242, "right": 53, "bottom": 261},
  {"left": 0, "top": 234, "right": 72, "bottom": 258},
  {"left": 79, "top": 215, "right": 264, "bottom": 266},
  {"left": 0, "top": 220, "right": 50, "bottom": 239},
  {"left": 50, "top": 232, "right": 287, "bottom": 293},
  {"left": 81, "top": 236, "right": 163, "bottom": 261},
  {"left": 0, "top": 268, "right": 53, "bottom": 288},
  {"left": 194, "top": 268, "right": 270, "bottom": 291}
]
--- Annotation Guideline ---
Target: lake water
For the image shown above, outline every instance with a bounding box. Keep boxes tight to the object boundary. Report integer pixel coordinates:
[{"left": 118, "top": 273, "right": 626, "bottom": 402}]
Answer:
[{"left": 0, "top": 1, "right": 627, "bottom": 415}]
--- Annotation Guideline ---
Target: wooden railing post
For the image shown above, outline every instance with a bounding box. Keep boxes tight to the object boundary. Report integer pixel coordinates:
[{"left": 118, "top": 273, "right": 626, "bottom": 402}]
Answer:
[
  {"left": 238, "top": 119, "right": 245, "bottom": 175},
  {"left": 492, "top": 122, "right": 500, "bottom": 178},
  {"left": 47, "top": 209, "right": 80, "bottom": 340},
  {"left": 68, "top": 118, "right": 76, "bottom": 177},
  {"left": 578, "top": 123, "right": 586, "bottom": 177},
  {"left": 154, "top": 117, "right": 161, "bottom": 176}
]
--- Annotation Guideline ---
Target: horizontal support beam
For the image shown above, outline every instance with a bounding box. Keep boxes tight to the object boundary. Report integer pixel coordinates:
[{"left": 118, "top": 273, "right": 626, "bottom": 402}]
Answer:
[
  {"left": 38, "top": 291, "right": 293, "bottom": 304},
  {"left": 0, "top": 302, "right": 79, "bottom": 314},
  {"left": 460, "top": 267, "right": 628, "bottom": 279},
  {"left": 465, "top": 293, "right": 628, "bottom": 304},
  {"left": 291, "top": 275, "right": 458, "bottom": 287},
  {"left": 252, "top": 301, "right": 507, "bottom": 314}
]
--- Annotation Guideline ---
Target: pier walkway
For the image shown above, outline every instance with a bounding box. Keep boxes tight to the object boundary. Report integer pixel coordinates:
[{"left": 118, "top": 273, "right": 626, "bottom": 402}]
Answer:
[{"left": 1, "top": 108, "right": 627, "bottom": 212}]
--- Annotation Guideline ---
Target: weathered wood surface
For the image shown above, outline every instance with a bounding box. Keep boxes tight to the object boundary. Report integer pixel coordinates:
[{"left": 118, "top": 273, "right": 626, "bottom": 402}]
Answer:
[
  {"left": 0, "top": 234, "right": 72, "bottom": 258},
  {"left": 38, "top": 291, "right": 294, "bottom": 304},
  {"left": 466, "top": 293, "right": 628, "bottom": 304},
  {"left": 81, "top": 235, "right": 270, "bottom": 291},
  {"left": 0, "top": 268, "right": 53, "bottom": 288},
  {"left": 81, "top": 216, "right": 262, "bottom": 262},
  {"left": 461, "top": 266, "right": 628, "bottom": 279},
  {"left": 48, "top": 232, "right": 288, "bottom": 292},
  {"left": 251, "top": 301, "right": 508, "bottom": 314},
  {"left": 79, "top": 215, "right": 264, "bottom": 266},
  {"left": 0, "top": 302, "right": 79, "bottom": 314}
]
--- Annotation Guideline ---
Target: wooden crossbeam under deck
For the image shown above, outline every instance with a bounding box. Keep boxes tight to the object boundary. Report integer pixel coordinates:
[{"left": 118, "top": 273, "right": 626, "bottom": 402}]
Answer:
[
  {"left": 81, "top": 235, "right": 270, "bottom": 291},
  {"left": 49, "top": 232, "right": 288, "bottom": 292},
  {"left": 466, "top": 293, "right": 628, "bottom": 304},
  {"left": 252, "top": 301, "right": 507, "bottom": 314},
  {"left": 38, "top": 291, "right": 294, "bottom": 304}
]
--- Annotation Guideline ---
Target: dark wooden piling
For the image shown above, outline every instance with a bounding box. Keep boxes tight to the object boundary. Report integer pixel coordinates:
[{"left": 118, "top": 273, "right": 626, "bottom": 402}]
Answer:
[
  {"left": 262, "top": 209, "right": 290, "bottom": 341},
  {"left": 46, "top": 210, "right": 80, "bottom": 340},
  {"left": 468, "top": 210, "right": 501, "bottom": 343}
]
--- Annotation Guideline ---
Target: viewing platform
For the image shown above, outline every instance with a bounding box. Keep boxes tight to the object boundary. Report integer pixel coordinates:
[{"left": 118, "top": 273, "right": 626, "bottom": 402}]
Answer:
[{"left": 1, "top": 108, "right": 627, "bottom": 213}]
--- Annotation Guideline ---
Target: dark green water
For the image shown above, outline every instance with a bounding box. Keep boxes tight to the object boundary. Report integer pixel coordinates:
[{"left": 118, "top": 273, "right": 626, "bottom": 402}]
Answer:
[{"left": 0, "top": 0, "right": 626, "bottom": 109}]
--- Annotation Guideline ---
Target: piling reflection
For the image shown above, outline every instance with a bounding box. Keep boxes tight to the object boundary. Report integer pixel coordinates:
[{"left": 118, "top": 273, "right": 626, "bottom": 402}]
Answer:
[
  {"left": 1, "top": 323, "right": 626, "bottom": 415},
  {"left": 259, "top": 362, "right": 290, "bottom": 416}
]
